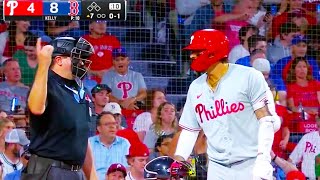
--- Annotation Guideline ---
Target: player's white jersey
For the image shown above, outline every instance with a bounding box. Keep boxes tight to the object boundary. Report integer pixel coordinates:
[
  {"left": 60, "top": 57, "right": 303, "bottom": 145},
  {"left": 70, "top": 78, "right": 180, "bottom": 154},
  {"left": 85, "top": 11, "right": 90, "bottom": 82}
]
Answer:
[
  {"left": 289, "top": 131, "right": 320, "bottom": 180},
  {"left": 179, "top": 64, "right": 276, "bottom": 165}
]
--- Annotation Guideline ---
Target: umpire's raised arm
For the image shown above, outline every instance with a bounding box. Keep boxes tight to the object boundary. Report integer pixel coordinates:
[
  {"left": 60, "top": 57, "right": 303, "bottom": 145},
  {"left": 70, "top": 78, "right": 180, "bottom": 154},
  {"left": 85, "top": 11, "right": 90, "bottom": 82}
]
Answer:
[{"left": 28, "top": 38, "right": 53, "bottom": 115}]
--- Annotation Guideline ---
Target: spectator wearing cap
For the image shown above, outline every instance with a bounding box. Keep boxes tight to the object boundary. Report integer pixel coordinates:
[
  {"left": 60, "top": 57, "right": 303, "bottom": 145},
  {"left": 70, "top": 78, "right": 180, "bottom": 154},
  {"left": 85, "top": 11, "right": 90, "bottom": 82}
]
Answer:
[
  {"left": 83, "top": 21, "right": 121, "bottom": 83},
  {"left": 91, "top": 84, "right": 112, "bottom": 115},
  {"left": 252, "top": 58, "right": 271, "bottom": 80},
  {"left": 101, "top": 48, "right": 147, "bottom": 111},
  {"left": 270, "top": 35, "right": 319, "bottom": 106},
  {"left": 288, "top": 115, "right": 320, "bottom": 180},
  {"left": 267, "top": 23, "right": 300, "bottom": 64},
  {"left": 126, "top": 142, "right": 149, "bottom": 180},
  {"left": 106, "top": 163, "right": 127, "bottom": 180},
  {"left": 235, "top": 35, "right": 267, "bottom": 66},
  {"left": 103, "top": 102, "right": 127, "bottom": 129},
  {"left": 0, "top": 129, "right": 29, "bottom": 179},
  {"left": 89, "top": 111, "right": 130, "bottom": 180}
]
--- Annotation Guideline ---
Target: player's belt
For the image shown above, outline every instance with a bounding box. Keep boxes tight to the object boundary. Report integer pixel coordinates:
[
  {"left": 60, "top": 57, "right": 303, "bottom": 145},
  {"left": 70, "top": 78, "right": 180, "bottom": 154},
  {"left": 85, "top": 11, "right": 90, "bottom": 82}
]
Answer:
[{"left": 209, "top": 157, "right": 255, "bottom": 168}]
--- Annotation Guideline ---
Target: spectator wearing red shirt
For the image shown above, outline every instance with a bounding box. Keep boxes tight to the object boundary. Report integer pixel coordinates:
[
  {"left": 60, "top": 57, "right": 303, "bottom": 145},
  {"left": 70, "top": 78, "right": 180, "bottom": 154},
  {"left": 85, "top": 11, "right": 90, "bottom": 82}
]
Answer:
[
  {"left": 83, "top": 21, "right": 121, "bottom": 83},
  {"left": 271, "top": 0, "right": 317, "bottom": 39},
  {"left": 286, "top": 57, "right": 320, "bottom": 115}
]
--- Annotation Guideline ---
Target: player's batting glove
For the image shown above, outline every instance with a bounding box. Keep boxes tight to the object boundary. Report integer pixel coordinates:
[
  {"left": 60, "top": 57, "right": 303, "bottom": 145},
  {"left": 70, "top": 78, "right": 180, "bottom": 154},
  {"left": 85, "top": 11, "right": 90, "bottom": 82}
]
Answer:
[
  {"left": 170, "top": 161, "right": 192, "bottom": 178},
  {"left": 252, "top": 154, "right": 273, "bottom": 180}
]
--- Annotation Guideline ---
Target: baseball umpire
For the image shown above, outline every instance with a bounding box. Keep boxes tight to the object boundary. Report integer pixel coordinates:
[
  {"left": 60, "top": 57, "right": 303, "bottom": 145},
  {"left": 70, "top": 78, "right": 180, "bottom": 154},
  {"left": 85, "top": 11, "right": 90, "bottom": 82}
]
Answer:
[
  {"left": 170, "top": 29, "right": 281, "bottom": 180},
  {"left": 21, "top": 37, "right": 97, "bottom": 179}
]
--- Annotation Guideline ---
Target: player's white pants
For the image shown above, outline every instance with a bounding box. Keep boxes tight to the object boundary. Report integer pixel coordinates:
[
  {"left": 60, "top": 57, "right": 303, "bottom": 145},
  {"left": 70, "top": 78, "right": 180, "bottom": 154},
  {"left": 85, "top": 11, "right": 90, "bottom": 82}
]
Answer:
[{"left": 207, "top": 158, "right": 256, "bottom": 180}]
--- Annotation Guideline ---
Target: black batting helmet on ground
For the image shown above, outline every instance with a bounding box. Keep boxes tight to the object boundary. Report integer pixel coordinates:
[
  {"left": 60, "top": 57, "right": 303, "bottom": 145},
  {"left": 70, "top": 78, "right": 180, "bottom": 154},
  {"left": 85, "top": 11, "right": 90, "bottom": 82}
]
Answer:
[{"left": 144, "top": 156, "right": 174, "bottom": 179}]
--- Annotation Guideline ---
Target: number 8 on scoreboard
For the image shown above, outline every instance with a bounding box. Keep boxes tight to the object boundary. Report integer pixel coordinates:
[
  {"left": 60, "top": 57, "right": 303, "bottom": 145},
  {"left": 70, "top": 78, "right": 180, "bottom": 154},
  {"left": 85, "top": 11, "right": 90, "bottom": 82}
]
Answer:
[{"left": 43, "top": 1, "right": 80, "bottom": 16}]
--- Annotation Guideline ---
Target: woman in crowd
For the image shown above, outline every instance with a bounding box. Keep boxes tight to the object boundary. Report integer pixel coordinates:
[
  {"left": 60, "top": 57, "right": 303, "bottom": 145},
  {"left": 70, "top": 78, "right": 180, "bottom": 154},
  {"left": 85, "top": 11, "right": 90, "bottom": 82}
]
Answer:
[
  {"left": 143, "top": 102, "right": 178, "bottom": 152},
  {"left": 133, "top": 89, "right": 167, "bottom": 141},
  {"left": 286, "top": 57, "right": 320, "bottom": 115},
  {"left": 0, "top": 118, "right": 15, "bottom": 152}
]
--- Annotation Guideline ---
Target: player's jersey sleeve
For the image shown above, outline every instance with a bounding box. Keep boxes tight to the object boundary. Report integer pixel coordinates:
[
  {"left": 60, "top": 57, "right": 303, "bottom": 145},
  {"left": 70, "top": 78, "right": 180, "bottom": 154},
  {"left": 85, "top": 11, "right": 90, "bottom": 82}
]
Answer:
[
  {"left": 289, "top": 135, "right": 306, "bottom": 164},
  {"left": 247, "top": 69, "right": 274, "bottom": 112},
  {"left": 179, "top": 87, "right": 201, "bottom": 132}
]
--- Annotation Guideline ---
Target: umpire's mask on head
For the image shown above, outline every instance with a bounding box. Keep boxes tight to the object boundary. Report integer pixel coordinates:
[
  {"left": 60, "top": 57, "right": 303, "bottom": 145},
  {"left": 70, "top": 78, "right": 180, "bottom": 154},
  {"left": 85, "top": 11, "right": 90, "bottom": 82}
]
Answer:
[{"left": 51, "top": 37, "right": 94, "bottom": 79}]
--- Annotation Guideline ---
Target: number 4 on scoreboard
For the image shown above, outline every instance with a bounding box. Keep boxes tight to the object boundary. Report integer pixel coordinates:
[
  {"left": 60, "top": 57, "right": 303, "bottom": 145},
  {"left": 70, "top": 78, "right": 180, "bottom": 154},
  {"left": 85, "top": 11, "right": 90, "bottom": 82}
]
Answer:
[{"left": 27, "top": 3, "right": 35, "bottom": 13}]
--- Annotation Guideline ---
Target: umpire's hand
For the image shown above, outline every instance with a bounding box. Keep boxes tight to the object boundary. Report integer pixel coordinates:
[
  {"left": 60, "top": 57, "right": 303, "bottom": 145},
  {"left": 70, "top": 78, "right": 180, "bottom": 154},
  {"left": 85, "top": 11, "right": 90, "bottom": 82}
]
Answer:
[{"left": 36, "top": 38, "right": 54, "bottom": 69}]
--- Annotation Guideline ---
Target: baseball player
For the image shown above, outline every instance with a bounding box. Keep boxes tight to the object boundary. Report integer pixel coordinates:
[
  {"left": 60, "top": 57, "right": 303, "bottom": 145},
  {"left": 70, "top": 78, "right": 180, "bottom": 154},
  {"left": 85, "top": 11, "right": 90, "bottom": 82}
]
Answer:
[{"left": 171, "top": 29, "right": 281, "bottom": 180}]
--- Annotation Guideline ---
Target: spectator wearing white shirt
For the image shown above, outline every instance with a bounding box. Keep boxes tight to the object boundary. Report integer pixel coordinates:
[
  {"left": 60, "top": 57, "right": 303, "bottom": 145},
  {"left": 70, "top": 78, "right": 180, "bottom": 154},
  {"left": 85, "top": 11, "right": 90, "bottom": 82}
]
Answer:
[
  {"left": 0, "top": 129, "right": 29, "bottom": 179},
  {"left": 133, "top": 89, "right": 166, "bottom": 141},
  {"left": 228, "top": 25, "right": 258, "bottom": 63},
  {"left": 288, "top": 115, "right": 320, "bottom": 180}
]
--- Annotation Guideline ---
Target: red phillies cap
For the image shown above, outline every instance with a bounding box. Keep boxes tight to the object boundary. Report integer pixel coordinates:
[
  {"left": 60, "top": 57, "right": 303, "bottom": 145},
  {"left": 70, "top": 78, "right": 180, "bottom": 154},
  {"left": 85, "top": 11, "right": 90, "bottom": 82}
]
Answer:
[
  {"left": 107, "top": 163, "right": 127, "bottom": 177},
  {"left": 286, "top": 171, "right": 306, "bottom": 180},
  {"left": 127, "top": 142, "right": 149, "bottom": 157}
]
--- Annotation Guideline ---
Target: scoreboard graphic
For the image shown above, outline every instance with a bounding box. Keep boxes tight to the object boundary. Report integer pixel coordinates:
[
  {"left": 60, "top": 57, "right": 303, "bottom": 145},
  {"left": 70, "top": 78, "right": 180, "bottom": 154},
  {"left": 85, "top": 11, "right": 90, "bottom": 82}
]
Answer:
[{"left": 3, "top": 0, "right": 127, "bottom": 21}]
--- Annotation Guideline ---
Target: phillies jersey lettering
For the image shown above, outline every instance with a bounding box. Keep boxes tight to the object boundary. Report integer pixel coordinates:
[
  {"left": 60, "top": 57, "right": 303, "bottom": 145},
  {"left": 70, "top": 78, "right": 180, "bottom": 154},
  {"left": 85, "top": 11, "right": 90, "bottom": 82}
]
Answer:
[
  {"left": 117, "top": 82, "right": 133, "bottom": 99},
  {"left": 101, "top": 69, "right": 147, "bottom": 100},
  {"left": 179, "top": 64, "right": 275, "bottom": 165},
  {"left": 290, "top": 131, "right": 320, "bottom": 180},
  {"left": 195, "top": 99, "right": 245, "bottom": 123}
]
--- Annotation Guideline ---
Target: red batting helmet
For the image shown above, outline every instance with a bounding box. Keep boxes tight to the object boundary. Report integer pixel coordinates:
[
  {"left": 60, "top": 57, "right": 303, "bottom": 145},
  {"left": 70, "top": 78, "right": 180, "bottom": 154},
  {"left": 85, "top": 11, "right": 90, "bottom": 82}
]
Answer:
[{"left": 183, "top": 29, "right": 229, "bottom": 72}]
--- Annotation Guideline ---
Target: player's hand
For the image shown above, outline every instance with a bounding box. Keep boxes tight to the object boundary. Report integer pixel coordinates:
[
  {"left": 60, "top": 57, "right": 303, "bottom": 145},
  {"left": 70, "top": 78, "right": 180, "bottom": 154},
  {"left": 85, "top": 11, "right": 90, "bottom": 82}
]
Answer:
[
  {"left": 252, "top": 155, "right": 273, "bottom": 180},
  {"left": 36, "top": 38, "right": 54, "bottom": 69},
  {"left": 170, "top": 160, "right": 192, "bottom": 178}
]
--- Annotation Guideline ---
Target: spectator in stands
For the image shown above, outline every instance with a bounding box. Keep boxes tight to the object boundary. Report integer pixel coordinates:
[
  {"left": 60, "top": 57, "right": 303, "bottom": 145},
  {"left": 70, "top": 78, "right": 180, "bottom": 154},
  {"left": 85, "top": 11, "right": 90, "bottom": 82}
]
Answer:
[
  {"left": 91, "top": 84, "right": 112, "bottom": 115},
  {"left": 105, "top": 163, "right": 127, "bottom": 180},
  {"left": 125, "top": 142, "right": 149, "bottom": 180},
  {"left": 83, "top": 21, "right": 121, "bottom": 83},
  {"left": 252, "top": 57, "right": 271, "bottom": 80},
  {"left": 212, "top": 0, "right": 254, "bottom": 49},
  {"left": 247, "top": 0, "right": 273, "bottom": 36},
  {"left": 89, "top": 111, "right": 130, "bottom": 180},
  {"left": 286, "top": 57, "right": 320, "bottom": 115},
  {"left": 267, "top": 22, "right": 299, "bottom": 64},
  {"left": 3, "top": 21, "right": 31, "bottom": 58},
  {"left": 235, "top": 35, "right": 267, "bottom": 66},
  {"left": 101, "top": 48, "right": 147, "bottom": 110},
  {"left": 0, "top": 118, "right": 15, "bottom": 153},
  {"left": 103, "top": 102, "right": 127, "bottom": 129},
  {"left": 270, "top": 35, "right": 319, "bottom": 106},
  {"left": 3, "top": 129, "right": 30, "bottom": 180},
  {"left": 143, "top": 102, "right": 178, "bottom": 152},
  {"left": 12, "top": 35, "right": 39, "bottom": 86},
  {"left": 0, "top": 59, "right": 29, "bottom": 114},
  {"left": 133, "top": 89, "right": 167, "bottom": 141},
  {"left": 151, "top": 134, "right": 174, "bottom": 159},
  {"left": 228, "top": 25, "right": 258, "bottom": 63},
  {"left": 236, "top": 48, "right": 267, "bottom": 68},
  {"left": 44, "top": 21, "right": 85, "bottom": 39},
  {"left": 0, "top": 129, "right": 29, "bottom": 179},
  {"left": 316, "top": 153, "right": 320, "bottom": 179},
  {"left": 271, "top": 0, "right": 317, "bottom": 39},
  {"left": 288, "top": 115, "right": 320, "bottom": 180},
  {"left": 306, "top": 24, "right": 320, "bottom": 65},
  {"left": 0, "top": 20, "right": 8, "bottom": 63}
]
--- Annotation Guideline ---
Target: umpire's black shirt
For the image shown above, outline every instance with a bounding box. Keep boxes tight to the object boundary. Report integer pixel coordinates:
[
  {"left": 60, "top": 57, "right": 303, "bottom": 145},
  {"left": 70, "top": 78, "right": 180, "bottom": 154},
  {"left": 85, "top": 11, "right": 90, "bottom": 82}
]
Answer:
[{"left": 29, "top": 70, "right": 90, "bottom": 166}]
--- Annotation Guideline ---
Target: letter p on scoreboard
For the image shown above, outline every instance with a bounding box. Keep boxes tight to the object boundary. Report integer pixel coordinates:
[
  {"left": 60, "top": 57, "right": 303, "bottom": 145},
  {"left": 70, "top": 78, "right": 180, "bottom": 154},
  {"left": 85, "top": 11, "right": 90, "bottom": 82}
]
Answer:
[{"left": 4, "top": 0, "right": 43, "bottom": 20}]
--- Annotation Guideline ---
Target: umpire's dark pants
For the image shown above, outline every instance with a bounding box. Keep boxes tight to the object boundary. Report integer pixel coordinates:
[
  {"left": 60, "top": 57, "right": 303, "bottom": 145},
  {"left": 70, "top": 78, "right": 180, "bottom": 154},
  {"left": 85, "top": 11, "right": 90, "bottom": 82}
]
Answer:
[{"left": 21, "top": 155, "right": 85, "bottom": 180}]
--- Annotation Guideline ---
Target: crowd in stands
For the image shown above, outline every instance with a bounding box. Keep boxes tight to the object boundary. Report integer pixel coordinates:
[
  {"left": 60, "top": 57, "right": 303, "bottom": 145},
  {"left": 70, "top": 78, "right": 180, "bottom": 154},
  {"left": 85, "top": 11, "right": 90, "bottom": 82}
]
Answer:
[{"left": 0, "top": 0, "right": 318, "bottom": 179}]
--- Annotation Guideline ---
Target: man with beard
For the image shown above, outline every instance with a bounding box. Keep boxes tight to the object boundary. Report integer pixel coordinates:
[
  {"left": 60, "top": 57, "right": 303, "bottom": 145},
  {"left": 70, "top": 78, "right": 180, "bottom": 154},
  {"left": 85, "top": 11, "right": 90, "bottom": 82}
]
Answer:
[{"left": 0, "top": 129, "right": 30, "bottom": 179}]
